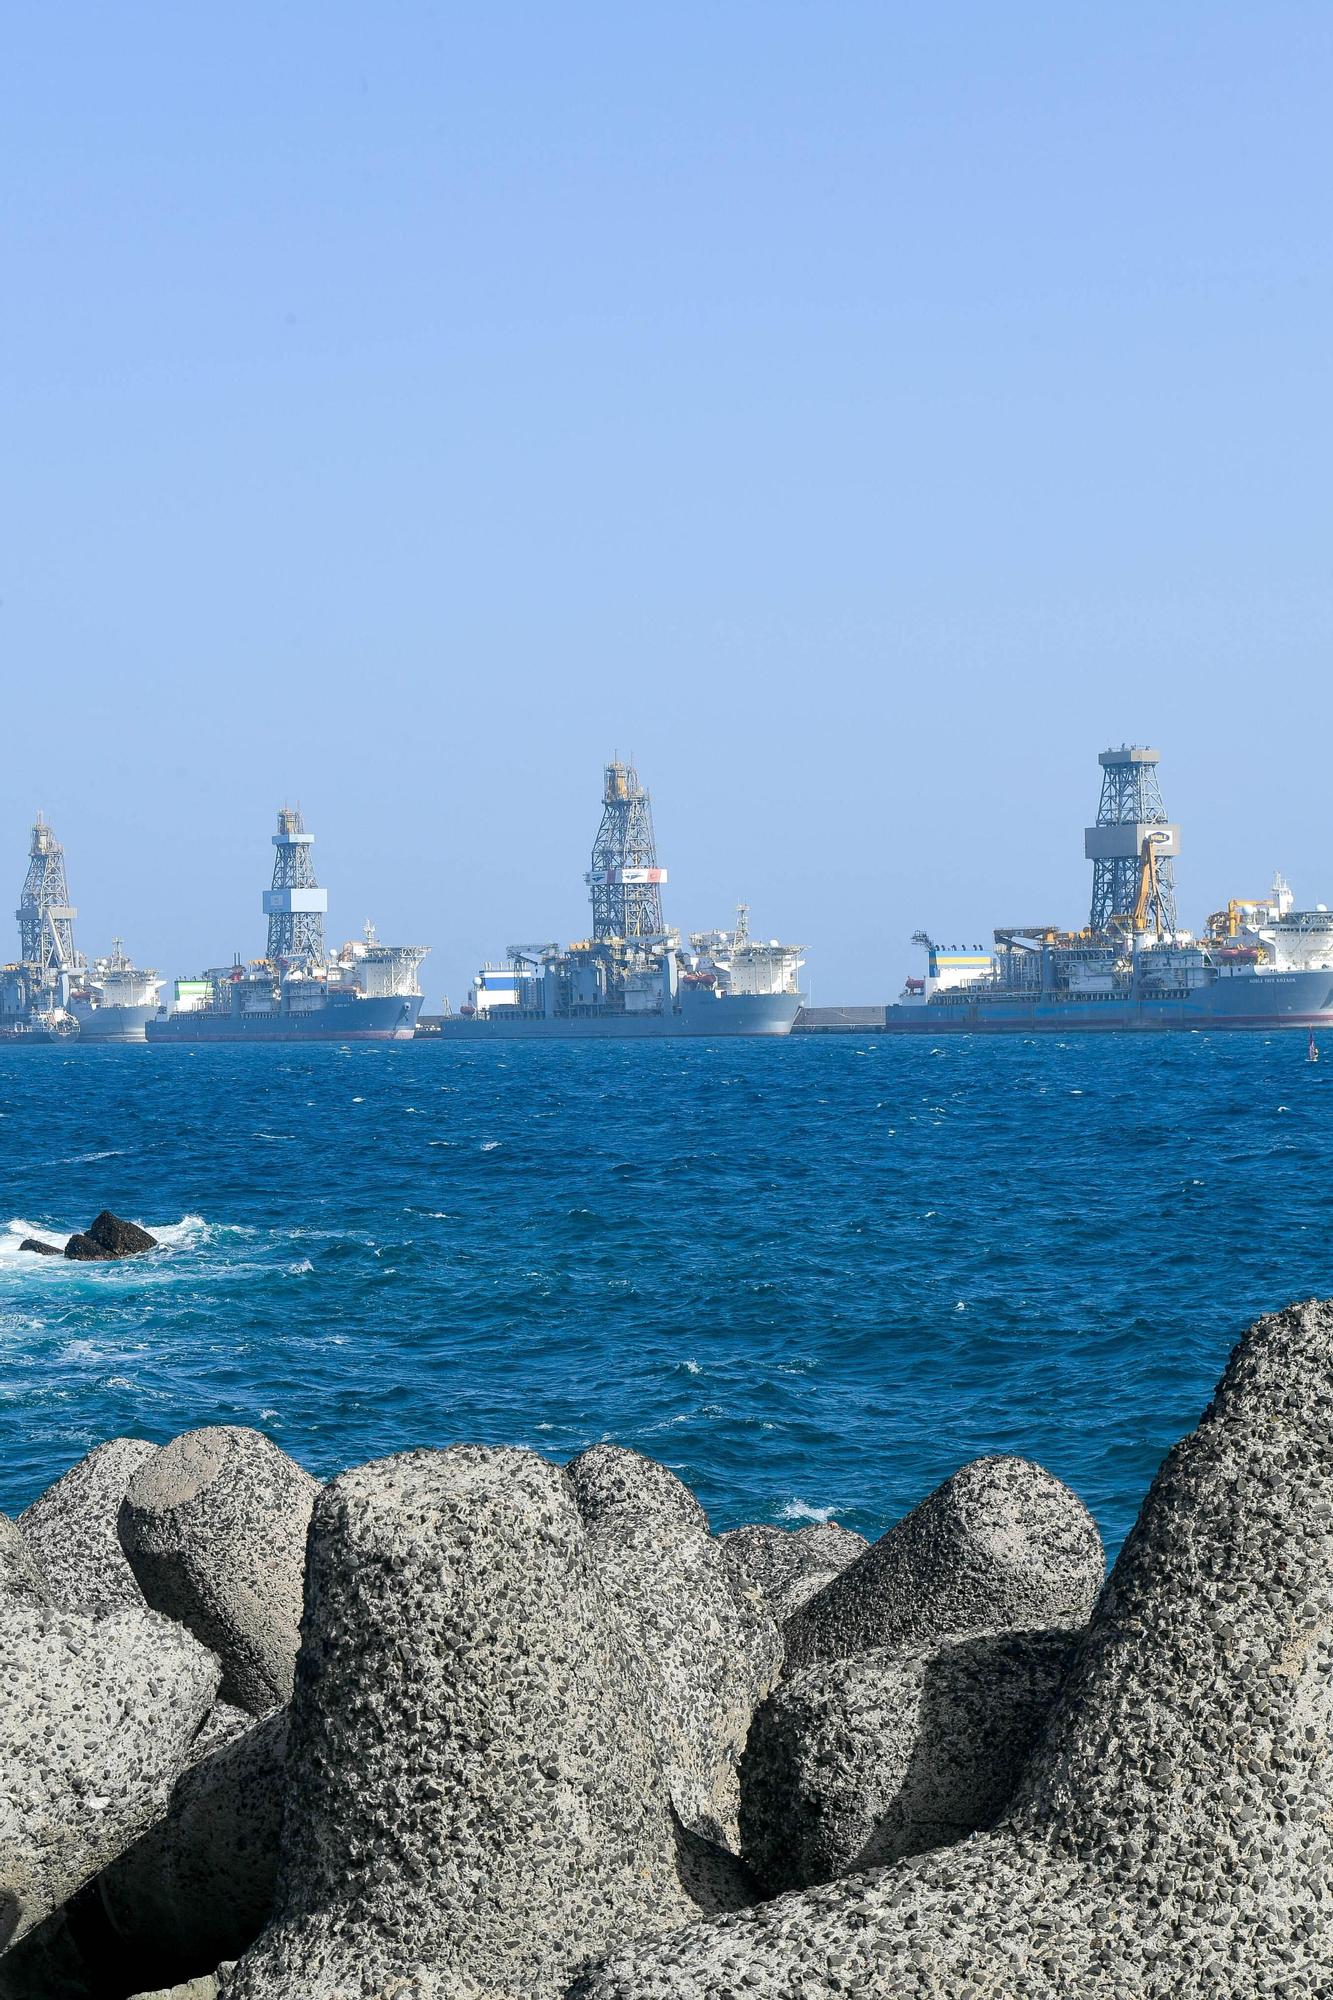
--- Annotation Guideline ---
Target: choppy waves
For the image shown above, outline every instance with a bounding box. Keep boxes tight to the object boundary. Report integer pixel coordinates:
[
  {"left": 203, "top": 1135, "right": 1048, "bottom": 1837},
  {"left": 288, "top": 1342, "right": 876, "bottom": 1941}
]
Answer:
[
  {"left": 3, "top": 1033, "right": 1332, "bottom": 1551},
  {"left": 0, "top": 1211, "right": 210, "bottom": 1265}
]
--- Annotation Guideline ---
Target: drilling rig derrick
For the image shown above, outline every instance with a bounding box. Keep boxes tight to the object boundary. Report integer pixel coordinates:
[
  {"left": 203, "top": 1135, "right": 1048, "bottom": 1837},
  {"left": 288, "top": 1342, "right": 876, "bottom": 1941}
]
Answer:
[
  {"left": 263, "top": 807, "right": 329, "bottom": 964},
  {"left": 585, "top": 760, "right": 668, "bottom": 944},
  {"left": 1084, "top": 746, "right": 1180, "bottom": 937}
]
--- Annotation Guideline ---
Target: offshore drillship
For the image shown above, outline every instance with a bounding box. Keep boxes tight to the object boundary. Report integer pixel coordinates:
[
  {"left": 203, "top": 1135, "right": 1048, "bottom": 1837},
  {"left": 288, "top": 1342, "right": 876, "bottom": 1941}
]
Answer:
[
  {"left": 147, "top": 809, "right": 427, "bottom": 1043},
  {"left": 430, "top": 760, "right": 805, "bottom": 1038},
  {"left": 800, "top": 745, "right": 1333, "bottom": 1035},
  {"left": 0, "top": 817, "right": 161, "bottom": 1043}
]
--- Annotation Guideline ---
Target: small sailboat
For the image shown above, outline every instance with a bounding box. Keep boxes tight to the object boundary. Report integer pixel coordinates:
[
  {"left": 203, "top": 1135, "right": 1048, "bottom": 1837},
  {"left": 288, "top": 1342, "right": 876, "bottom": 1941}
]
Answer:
[{"left": 1308, "top": 1027, "right": 1320, "bottom": 1064}]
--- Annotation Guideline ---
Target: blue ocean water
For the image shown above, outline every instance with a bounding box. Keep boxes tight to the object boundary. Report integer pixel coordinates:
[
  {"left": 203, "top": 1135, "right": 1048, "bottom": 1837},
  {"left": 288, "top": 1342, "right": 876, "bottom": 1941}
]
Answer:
[{"left": 3, "top": 1034, "right": 1330, "bottom": 1553}]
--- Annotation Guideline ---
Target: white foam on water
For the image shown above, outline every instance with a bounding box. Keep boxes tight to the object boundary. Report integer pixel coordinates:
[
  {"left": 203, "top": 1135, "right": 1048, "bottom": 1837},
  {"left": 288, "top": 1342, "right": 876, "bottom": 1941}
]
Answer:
[
  {"left": 779, "top": 1498, "right": 838, "bottom": 1524},
  {"left": 60, "top": 1337, "right": 105, "bottom": 1362},
  {"left": 151, "top": 1214, "right": 208, "bottom": 1248},
  {"left": 0, "top": 1212, "right": 209, "bottom": 1270},
  {"left": 0, "top": 1218, "right": 67, "bottom": 1261}
]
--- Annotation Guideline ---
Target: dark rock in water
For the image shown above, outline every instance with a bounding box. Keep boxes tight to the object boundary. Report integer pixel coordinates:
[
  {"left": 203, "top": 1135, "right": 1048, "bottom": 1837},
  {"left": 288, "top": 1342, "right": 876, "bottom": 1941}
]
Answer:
[
  {"left": 63, "top": 1233, "right": 118, "bottom": 1262},
  {"left": 740, "top": 1624, "right": 1080, "bottom": 1893},
  {"left": 18, "top": 1237, "right": 63, "bottom": 1256},
  {"left": 87, "top": 1211, "right": 158, "bottom": 1256},
  {"left": 60, "top": 1213, "right": 158, "bottom": 1261},
  {"left": 570, "top": 1298, "right": 1333, "bottom": 2000}
]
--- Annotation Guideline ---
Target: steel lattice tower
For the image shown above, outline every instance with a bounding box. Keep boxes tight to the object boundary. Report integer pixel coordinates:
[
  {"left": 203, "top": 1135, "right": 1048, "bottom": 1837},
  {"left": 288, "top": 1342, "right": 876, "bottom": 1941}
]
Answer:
[
  {"left": 585, "top": 761, "right": 667, "bottom": 941},
  {"left": 17, "top": 816, "right": 79, "bottom": 976},
  {"left": 263, "top": 807, "right": 328, "bottom": 962},
  {"left": 1085, "top": 746, "right": 1179, "bottom": 935}
]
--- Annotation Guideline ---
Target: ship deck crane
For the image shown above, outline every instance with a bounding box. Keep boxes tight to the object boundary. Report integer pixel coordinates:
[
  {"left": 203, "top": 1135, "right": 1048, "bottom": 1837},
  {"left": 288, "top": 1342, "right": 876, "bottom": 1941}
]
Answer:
[{"left": 1130, "top": 833, "right": 1167, "bottom": 940}]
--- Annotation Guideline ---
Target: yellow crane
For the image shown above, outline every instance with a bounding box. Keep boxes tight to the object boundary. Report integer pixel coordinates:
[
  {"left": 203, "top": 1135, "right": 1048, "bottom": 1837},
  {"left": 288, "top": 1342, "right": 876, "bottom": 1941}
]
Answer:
[{"left": 1131, "top": 834, "right": 1165, "bottom": 939}]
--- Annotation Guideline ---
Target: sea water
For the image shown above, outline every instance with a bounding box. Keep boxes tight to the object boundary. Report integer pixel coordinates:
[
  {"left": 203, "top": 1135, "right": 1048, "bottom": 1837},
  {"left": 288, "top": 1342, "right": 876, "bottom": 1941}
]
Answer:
[{"left": 3, "top": 1033, "right": 1330, "bottom": 1552}]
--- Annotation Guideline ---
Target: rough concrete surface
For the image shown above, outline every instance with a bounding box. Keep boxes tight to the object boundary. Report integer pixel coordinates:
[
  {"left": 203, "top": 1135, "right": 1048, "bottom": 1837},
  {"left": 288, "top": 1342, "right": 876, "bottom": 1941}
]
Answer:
[
  {"left": 226, "top": 1445, "right": 695, "bottom": 2000},
  {"left": 784, "top": 1453, "right": 1104, "bottom": 1672},
  {"left": 99, "top": 1706, "right": 288, "bottom": 1984},
  {"left": 0, "top": 1603, "right": 220, "bottom": 1950},
  {"left": 741, "top": 1624, "right": 1079, "bottom": 1891},
  {"left": 0, "top": 1510, "right": 53, "bottom": 1607},
  {"left": 20, "top": 1438, "right": 157, "bottom": 1614},
  {"left": 119, "top": 1427, "right": 318, "bottom": 1713},
  {"left": 567, "top": 1443, "right": 782, "bottom": 1840},
  {"left": 569, "top": 1299, "right": 1333, "bottom": 1999},
  {"left": 719, "top": 1519, "right": 867, "bottom": 1623}
]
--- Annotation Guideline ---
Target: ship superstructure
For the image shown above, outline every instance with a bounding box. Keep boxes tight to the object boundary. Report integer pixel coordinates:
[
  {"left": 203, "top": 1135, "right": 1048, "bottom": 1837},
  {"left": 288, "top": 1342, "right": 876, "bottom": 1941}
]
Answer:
[
  {"left": 69, "top": 938, "right": 164, "bottom": 1042},
  {"left": 796, "top": 743, "right": 1333, "bottom": 1035},
  {"left": 148, "top": 809, "right": 427, "bottom": 1043},
  {"left": 435, "top": 762, "right": 805, "bottom": 1037}
]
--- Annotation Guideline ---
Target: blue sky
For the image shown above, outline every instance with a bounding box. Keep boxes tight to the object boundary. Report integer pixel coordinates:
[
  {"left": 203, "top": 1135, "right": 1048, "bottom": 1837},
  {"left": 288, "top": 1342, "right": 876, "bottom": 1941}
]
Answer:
[{"left": 2, "top": 5, "right": 1329, "bottom": 1002}]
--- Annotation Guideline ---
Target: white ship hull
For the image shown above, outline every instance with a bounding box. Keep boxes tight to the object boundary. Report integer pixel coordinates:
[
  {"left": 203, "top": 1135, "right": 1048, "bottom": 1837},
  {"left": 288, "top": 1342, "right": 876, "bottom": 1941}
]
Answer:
[{"left": 69, "top": 1000, "right": 162, "bottom": 1044}]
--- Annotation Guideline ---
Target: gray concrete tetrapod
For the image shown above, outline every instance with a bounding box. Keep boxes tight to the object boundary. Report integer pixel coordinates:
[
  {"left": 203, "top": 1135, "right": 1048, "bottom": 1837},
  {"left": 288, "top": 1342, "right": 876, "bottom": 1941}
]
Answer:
[
  {"left": 20, "top": 1437, "right": 157, "bottom": 1614},
  {"left": 119, "top": 1427, "right": 318, "bottom": 1713},
  {"left": 567, "top": 1443, "right": 782, "bottom": 1842},
  {"left": 227, "top": 1446, "right": 695, "bottom": 2000},
  {"left": 571, "top": 1300, "right": 1333, "bottom": 1999}
]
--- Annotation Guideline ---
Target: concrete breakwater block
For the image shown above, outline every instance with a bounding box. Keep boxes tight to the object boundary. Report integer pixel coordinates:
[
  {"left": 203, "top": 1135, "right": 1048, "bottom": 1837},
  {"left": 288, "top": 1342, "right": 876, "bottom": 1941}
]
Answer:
[
  {"left": 119, "top": 1427, "right": 319, "bottom": 1714},
  {"left": 20, "top": 1437, "right": 157, "bottom": 1614},
  {"left": 718, "top": 1519, "right": 867, "bottom": 1623},
  {"left": 0, "top": 1602, "right": 220, "bottom": 1952},
  {"left": 783, "top": 1453, "right": 1105, "bottom": 1673},
  {"left": 566, "top": 1443, "right": 782, "bottom": 1842},
  {"left": 740, "top": 1625, "right": 1080, "bottom": 1893},
  {"left": 226, "top": 1445, "right": 695, "bottom": 2000},
  {"left": 0, "top": 1512, "right": 54, "bottom": 1608},
  {"left": 99, "top": 1706, "right": 288, "bottom": 1985},
  {"left": 569, "top": 1299, "right": 1333, "bottom": 1998}
]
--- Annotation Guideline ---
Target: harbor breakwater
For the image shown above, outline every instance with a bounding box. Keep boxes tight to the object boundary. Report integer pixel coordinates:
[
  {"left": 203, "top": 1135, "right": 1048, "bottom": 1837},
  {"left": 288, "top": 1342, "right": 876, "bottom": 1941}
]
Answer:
[{"left": 4, "top": 1297, "right": 1332, "bottom": 1999}]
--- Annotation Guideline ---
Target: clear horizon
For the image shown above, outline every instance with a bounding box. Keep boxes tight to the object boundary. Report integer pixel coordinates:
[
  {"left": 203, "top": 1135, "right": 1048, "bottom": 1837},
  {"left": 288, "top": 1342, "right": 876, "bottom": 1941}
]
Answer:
[{"left": 4, "top": 5, "right": 1330, "bottom": 1006}]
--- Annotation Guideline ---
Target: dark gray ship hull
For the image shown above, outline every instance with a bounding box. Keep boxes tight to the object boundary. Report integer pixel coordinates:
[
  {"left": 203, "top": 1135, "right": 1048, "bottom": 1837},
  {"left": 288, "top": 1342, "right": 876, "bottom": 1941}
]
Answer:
[
  {"left": 425, "top": 990, "right": 800, "bottom": 1039},
  {"left": 797, "top": 967, "right": 1333, "bottom": 1035},
  {"left": 147, "top": 993, "right": 423, "bottom": 1043}
]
